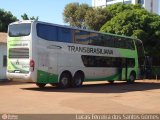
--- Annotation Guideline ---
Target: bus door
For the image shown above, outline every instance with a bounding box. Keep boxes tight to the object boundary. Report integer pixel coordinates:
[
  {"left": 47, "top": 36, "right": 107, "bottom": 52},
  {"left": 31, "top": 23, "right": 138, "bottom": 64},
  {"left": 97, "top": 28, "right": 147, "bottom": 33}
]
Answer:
[{"left": 121, "top": 58, "right": 128, "bottom": 80}]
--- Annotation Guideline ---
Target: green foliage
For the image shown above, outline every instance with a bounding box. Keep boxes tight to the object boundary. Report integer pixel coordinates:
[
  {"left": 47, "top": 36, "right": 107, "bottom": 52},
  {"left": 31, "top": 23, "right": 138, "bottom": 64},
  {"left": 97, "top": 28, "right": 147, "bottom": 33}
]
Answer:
[
  {"left": 85, "top": 8, "right": 111, "bottom": 30},
  {"left": 132, "top": 30, "right": 148, "bottom": 41},
  {"left": 63, "top": 3, "right": 90, "bottom": 28},
  {"left": 101, "top": 9, "right": 150, "bottom": 35},
  {"left": 21, "top": 13, "right": 39, "bottom": 20},
  {"left": 106, "top": 3, "right": 143, "bottom": 17},
  {"left": 0, "top": 9, "right": 18, "bottom": 32},
  {"left": 63, "top": 3, "right": 111, "bottom": 30},
  {"left": 100, "top": 3, "right": 160, "bottom": 58}
]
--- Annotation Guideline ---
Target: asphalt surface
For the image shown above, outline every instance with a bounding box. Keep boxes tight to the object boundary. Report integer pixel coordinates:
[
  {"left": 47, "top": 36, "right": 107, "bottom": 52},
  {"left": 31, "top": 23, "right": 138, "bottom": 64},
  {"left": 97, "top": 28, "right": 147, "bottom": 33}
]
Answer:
[{"left": 0, "top": 80, "right": 160, "bottom": 114}]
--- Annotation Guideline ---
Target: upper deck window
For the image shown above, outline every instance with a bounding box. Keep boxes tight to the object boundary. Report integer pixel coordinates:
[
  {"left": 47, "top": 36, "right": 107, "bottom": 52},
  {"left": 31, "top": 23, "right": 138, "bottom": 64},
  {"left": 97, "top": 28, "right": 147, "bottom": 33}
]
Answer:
[
  {"left": 37, "top": 23, "right": 58, "bottom": 41},
  {"left": 36, "top": 23, "right": 73, "bottom": 42},
  {"left": 9, "top": 23, "right": 31, "bottom": 37}
]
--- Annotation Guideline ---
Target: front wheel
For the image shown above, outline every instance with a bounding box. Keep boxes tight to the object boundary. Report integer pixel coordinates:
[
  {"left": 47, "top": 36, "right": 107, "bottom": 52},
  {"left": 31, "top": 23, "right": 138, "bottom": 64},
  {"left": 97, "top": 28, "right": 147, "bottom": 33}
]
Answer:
[{"left": 36, "top": 83, "right": 46, "bottom": 88}]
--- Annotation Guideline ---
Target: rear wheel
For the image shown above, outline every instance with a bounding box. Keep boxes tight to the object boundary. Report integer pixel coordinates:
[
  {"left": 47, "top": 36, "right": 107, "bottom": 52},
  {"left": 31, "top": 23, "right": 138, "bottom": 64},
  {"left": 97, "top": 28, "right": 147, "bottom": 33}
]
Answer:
[
  {"left": 58, "top": 72, "right": 71, "bottom": 88},
  {"left": 108, "top": 80, "right": 114, "bottom": 84},
  {"left": 72, "top": 72, "right": 84, "bottom": 87},
  {"left": 36, "top": 83, "right": 46, "bottom": 88}
]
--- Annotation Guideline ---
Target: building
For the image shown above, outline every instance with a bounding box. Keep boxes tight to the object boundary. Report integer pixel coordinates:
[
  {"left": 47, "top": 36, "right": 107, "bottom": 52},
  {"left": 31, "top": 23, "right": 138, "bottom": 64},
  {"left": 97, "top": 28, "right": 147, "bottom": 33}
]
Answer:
[
  {"left": 92, "top": 0, "right": 159, "bottom": 15},
  {"left": 0, "top": 32, "right": 7, "bottom": 81}
]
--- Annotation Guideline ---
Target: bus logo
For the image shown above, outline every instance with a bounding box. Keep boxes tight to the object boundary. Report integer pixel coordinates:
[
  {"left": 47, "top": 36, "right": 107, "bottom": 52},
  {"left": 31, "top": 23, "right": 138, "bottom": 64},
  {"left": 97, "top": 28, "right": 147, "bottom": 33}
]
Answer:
[{"left": 16, "top": 60, "right": 19, "bottom": 65}]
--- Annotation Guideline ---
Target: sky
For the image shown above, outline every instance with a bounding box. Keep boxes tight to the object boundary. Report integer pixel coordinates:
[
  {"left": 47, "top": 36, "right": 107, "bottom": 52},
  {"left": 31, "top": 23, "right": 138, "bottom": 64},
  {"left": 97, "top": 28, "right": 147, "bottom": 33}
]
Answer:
[
  {"left": 0, "top": 0, "right": 159, "bottom": 25},
  {"left": 0, "top": 0, "right": 91, "bottom": 25}
]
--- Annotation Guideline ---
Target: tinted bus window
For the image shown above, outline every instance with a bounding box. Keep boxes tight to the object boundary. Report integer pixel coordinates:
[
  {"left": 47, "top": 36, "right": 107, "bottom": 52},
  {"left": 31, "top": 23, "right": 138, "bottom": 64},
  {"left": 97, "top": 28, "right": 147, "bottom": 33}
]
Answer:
[
  {"left": 104, "top": 35, "right": 115, "bottom": 47},
  {"left": 9, "top": 23, "right": 31, "bottom": 37},
  {"left": 126, "top": 39, "right": 135, "bottom": 50},
  {"left": 74, "top": 30, "right": 90, "bottom": 45},
  {"left": 90, "top": 33, "right": 101, "bottom": 46},
  {"left": 81, "top": 55, "right": 135, "bottom": 68},
  {"left": 58, "top": 27, "right": 72, "bottom": 43},
  {"left": 89, "top": 33, "right": 135, "bottom": 50},
  {"left": 37, "top": 23, "right": 58, "bottom": 41},
  {"left": 90, "top": 33, "right": 110, "bottom": 47}
]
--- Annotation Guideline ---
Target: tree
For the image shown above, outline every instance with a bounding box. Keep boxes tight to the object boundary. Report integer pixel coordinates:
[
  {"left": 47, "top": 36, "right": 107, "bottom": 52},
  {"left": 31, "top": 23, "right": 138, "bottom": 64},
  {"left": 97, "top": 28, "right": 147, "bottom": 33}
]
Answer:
[
  {"left": 63, "top": 3, "right": 111, "bottom": 30},
  {"left": 63, "top": 3, "right": 91, "bottom": 28},
  {"left": 100, "top": 3, "right": 160, "bottom": 58},
  {"left": 21, "top": 13, "right": 39, "bottom": 20},
  {"left": 101, "top": 9, "right": 150, "bottom": 36},
  {"left": 85, "top": 8, "right": 111, "bottom": 30},
  {"left": 0, "top": 9, "right": 18, "bottom": 32},
  {"left": 106, "top": 3, "right": 143, "bottom": 17}
]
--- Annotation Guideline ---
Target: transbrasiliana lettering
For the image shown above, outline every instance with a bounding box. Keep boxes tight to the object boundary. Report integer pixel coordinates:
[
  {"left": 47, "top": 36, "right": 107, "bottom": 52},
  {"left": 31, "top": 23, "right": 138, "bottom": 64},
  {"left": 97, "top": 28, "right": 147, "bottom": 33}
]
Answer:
[{"left": 68, "top": 45, "right": 113, "bottom": 55}]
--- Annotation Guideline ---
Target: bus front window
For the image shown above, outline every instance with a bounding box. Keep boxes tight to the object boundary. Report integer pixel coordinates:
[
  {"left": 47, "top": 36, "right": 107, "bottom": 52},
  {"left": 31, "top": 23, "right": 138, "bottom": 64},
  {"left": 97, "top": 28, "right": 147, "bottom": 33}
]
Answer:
[{"left": 9, "top": 23, "right": 31, "bottom": 37}]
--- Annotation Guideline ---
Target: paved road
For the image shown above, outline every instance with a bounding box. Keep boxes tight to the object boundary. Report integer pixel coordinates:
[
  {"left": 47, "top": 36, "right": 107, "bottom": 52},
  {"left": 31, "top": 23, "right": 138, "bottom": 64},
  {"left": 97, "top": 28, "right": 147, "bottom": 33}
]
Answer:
[{"left": 0, "top": 80, "right": 160, "bottom": 114}]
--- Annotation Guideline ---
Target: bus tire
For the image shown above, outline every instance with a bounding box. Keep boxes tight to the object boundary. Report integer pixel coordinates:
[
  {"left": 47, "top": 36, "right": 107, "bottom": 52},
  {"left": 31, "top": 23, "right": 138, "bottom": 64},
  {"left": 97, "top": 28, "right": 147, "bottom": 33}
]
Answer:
[
  {"left": 58, "top": 72, "right": 71, "bottom": 88},
  {"left": 127, "top": 72, "right": 136, "bottom": 84},
  {"left": 36, "top": 83, "right": 46, "bottom": 88},
  {"left": 50, "top": 83, "right": 58, "bottom": 87},
  {"left": 72, "top": 72, "right": 84, "bottom": 87},
  {"left": 108, "top": 80, "right": 114, "bottom": 84}
]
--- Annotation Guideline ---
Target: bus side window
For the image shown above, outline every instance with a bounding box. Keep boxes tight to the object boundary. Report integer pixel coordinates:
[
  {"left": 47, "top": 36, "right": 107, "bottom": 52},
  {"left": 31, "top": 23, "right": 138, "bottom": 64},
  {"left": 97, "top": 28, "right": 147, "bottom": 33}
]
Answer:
[
  {"left": 90, "top": 33, "right": 100, "bottom": 46},
  {"left": 90, "top": 33, "right": 108, "bottom": 47},
  {"left": 74, "top": 30, "right": 90, "bottom": 45},
  {"left": 126, "top": 40, "right": 135, "bottom": 50},
  {"left": 37, "top": 23, "right": 58, "bottom": 41},
  {"left": 58, "top": 27, "right": 72, "bottom": 43},
  {"left": 114, "top": 36, "right": 120, "bottom": 48}
]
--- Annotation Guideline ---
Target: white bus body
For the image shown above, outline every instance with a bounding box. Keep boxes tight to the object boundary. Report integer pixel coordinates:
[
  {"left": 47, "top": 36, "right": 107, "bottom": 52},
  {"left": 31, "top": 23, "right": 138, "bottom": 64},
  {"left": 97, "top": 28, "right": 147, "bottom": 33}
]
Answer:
[{"left": 7, "top": 21, "right": 144, "bottom": 88}]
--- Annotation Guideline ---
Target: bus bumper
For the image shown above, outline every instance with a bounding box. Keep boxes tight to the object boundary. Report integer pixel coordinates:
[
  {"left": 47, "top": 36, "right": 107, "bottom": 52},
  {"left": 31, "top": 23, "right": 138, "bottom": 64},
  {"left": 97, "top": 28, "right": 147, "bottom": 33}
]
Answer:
[{"left": 6, "top": 72, "right": 33, "bottom": 82}]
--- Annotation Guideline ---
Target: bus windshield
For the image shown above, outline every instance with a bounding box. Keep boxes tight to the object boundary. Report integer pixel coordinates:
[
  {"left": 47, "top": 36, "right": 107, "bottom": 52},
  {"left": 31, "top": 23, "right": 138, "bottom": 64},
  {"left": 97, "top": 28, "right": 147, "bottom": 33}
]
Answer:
[{"left": 9, "top": 23, "right": 31, "bottom": 37}]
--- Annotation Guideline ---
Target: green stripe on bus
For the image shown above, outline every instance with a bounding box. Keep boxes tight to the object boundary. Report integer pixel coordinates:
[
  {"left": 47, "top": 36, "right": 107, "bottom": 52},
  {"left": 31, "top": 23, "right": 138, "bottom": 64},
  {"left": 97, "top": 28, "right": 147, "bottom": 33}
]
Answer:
[
  {"left": 85, "top": 73, "right": 121, "bottom": 81},
  {"left": 37, "top": 70, "right": 58, "bottom": 84}
]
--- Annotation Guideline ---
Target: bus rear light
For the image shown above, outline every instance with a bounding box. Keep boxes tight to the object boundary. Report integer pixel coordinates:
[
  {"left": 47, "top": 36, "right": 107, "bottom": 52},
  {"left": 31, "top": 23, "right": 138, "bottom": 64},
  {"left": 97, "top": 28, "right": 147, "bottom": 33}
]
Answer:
[{"left": 30, "top": 59, "right": 35, "bottom": 72}]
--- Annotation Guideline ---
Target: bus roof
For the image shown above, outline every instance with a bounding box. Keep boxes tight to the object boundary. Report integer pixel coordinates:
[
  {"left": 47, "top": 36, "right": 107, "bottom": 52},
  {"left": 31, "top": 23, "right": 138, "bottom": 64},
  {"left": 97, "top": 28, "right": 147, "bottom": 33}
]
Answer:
[
  {"left": 9, "top": 20, "right": 34, "bottom": 25},
  {"left": 10, "top": 20, "right": 141, "bottom": 42}
]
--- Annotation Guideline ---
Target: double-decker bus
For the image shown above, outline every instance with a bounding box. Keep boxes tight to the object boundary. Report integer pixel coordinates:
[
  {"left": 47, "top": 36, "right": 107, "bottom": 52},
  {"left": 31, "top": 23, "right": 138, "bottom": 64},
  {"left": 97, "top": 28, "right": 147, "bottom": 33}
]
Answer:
[{"left": 7, "top": 20, "right": 145, "bottom": 88}]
